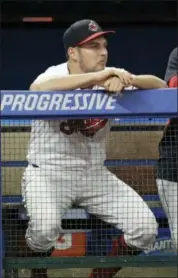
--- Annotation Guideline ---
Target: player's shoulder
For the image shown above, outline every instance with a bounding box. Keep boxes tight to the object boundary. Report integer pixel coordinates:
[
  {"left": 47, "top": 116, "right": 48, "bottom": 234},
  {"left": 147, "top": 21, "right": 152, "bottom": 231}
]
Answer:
[
  {"left": 44, "top": 62, "right": 69, "bottom": 75},
  {"left": 35, "top": 62, "right": 69, "bottom": 82},
  {"left": 167, "top": 47, "right": 178, "bottom": 69},
  {"left": 165, "top": 47, "right": 178, "bottom": 82},
  {"left": 169, "top": 47, "right": 177, "bottom": 61}
]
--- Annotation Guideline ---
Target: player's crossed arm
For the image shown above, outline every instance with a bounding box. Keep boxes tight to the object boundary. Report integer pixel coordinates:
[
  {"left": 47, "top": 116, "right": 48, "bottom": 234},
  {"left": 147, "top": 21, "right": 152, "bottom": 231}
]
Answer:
[
  {"left": 30, "top": 66, "right": 166, "bottom": 92},
  {"left": 100, "top": 71, "right": 167, "bottom": 93},
  {"left": 30, "top": 67, "right": 133, "bottom": 91}
]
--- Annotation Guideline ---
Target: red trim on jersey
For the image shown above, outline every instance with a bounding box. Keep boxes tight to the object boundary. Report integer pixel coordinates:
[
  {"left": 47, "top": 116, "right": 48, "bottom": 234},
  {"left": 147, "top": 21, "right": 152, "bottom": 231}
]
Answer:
[
  {"left": 163, "top": 119, "right": 171, "bottom": 134},
  {"left": 168, "top": 76, "right": 178, "bottom": 88},
  {"left": 164, "top": 75, "right": 178, "bottom": 131}
]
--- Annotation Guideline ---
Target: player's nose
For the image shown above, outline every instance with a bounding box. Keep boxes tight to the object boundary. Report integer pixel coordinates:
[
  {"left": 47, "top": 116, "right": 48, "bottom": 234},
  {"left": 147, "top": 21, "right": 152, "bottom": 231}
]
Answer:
[{"left": 100, "top": 46, "right": 108, "bottom": 56}]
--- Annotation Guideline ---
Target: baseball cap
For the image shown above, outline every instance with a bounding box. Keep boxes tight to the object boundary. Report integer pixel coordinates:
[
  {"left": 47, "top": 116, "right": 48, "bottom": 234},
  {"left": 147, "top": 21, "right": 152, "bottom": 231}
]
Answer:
[{"left": 63, "top": 19, "right": 115, "bottom": 50}]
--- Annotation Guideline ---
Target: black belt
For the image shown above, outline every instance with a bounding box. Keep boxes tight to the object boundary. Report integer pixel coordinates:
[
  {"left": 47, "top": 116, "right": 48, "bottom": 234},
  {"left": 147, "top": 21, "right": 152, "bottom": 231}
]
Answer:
[{"left": 32, "top": 164, "right": 39, "bottom": 168}]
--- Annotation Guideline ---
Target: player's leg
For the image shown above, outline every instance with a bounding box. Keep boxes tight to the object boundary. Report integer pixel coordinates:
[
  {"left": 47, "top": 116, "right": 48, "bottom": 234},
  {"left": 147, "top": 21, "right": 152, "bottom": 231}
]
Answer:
[
  {"left": 156, "top": 179, "right": 177, "bottom": 249},
  {"left": 78, "top": 166, "right": 158, "bottom": 278},
  {"left": 21, "top": 165, "right": 73, "bottom": 277}
]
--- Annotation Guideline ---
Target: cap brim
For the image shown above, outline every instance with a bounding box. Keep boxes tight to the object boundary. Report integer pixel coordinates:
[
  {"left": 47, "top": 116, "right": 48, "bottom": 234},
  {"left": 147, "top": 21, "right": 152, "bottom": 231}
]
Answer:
[{"left": 77, "top": 31, "right": 115, "bottom": 46}]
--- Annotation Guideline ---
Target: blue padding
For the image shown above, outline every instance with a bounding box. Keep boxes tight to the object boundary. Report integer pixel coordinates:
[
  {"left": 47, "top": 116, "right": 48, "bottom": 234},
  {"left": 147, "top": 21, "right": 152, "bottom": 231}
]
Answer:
[
  {"left": 1, "top": 161, "right": 28, "bottom": 167},
  {"left": 1, "top": 88, "right": 177, "bottom": 119},
  {"left": 2, "top": 195, "right": 22, "bottom": 203},
  {"left": 151, "top": 208, "right": 167, "bottom": 219},
  {"left": 157, "top": 228, "right": 171, "bottom": 237},
  {"left": 116, "top": 88, "right": 178, "bottom": 116},
  {"left": 143, "top": 195, "right": 160, "bottom": 201},
  {"left": 1, "top": 159, "right": 157, "bottom": 167},
  {"left": 114, "top": 118, "right": 168, "bottom": 124},
  {"left": 1, "top": 120, "right": 32, "bottom": 126}
]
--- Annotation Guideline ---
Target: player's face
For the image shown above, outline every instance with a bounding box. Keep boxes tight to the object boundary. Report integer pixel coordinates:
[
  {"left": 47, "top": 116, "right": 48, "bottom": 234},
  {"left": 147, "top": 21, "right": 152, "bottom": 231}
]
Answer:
[{"left": 76, "top": 36, "right": 108, "bottom": 72}]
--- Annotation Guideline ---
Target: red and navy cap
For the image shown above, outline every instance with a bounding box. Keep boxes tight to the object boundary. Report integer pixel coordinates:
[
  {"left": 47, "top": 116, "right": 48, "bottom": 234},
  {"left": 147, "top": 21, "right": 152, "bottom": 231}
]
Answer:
[{"left": 63, "top": 19, "right": 115, "bottom": 50}]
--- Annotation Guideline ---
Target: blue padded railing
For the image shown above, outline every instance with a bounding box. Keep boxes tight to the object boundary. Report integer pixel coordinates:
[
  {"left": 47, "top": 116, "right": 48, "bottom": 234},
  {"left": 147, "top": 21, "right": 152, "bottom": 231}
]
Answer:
[{"left": 1, "top": 88, "right": 177, "bottom": 118}]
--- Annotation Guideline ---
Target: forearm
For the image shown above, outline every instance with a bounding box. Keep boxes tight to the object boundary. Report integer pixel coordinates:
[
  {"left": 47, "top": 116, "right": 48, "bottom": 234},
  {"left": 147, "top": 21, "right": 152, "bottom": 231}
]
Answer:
[
  {"left": 131, "top": 75, "right": 167, "bottom": 89},
  {"left": 30, "top": 72, "right": 99, "bottom": 91}
]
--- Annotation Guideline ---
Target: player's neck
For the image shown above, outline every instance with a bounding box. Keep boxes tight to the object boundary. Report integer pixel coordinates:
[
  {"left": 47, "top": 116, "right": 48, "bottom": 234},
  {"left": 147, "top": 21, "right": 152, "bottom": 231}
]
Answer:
[{"left": 67, "top": 61, "right": 85, "bottom": 75}]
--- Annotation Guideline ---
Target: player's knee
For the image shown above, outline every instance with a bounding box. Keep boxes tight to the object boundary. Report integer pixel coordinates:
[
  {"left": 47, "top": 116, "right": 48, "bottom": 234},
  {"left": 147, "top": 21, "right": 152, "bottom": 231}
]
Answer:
[
  {"left": 26, "top": 221, "right": 61, "bottom": 252},
  {"left": 125, "top": 214, "right": 158, "bottom": 250},
  {"left": 137, "top": 215, "right": 158, "bottom": 249},
  {"left": 142, "top": 217, "right": 158, "bottom": 246}
]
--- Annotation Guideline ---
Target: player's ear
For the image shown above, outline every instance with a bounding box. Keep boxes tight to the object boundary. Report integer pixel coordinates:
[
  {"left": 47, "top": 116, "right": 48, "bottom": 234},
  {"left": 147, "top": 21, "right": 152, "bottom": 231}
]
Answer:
[{"left": 68, "top": 47, "right": 78, "bottom": 61}]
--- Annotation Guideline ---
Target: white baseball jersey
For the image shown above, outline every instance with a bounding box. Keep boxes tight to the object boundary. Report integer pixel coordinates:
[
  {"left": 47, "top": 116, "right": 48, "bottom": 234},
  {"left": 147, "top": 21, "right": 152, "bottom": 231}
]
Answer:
[{"left": 27, "top": 62, "right": 111, "bottom": 169}]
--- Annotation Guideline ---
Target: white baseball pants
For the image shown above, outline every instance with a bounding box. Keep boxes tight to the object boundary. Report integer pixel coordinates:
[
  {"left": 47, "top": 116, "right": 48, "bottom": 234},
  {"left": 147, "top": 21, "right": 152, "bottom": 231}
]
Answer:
[
  {"left": 156, "top": 179, "right": 177, "bottom": 249},
  {"left": 21, "top": 165, "right": 158, "bottom": 252}
]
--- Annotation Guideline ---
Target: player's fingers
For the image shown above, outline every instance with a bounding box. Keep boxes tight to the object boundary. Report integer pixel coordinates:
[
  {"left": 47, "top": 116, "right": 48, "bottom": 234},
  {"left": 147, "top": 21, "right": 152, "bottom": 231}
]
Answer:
[
  {"left": 109, "top": 79, "right": 124, "bottom": 93},
  {"left": 108, "top": 78, "right": 119, "bottom": 92},
  {"left": 120, "top": 71, "right": 133, "bottom": 85},
  {"left": 113, "top": 69, "right": 134, "bottom": 85},
  {"left": 110, "top": 79, "right": 125, "bottom": 94},
  {"left": 104, "top": 77, "right": 117, "bottom": 91},
  {"left": 116, "top": 83, "right": 125, "bottom": 94},
  {"left": 104, "top": 76, "right": 125, "bottom": 94},
  {"left": 104, "top": 79, "right": 111, "bottom": 88},
  {"left": 112, "top": 68, "right": 125, "bottom": 83},
  {"left": 113, "top": 78, "right": 123, "bottom": 91}
]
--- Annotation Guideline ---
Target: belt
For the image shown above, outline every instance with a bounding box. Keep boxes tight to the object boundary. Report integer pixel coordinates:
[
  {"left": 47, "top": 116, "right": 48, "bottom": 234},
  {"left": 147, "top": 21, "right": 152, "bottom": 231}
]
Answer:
[{"left": 32, "top": 164, "right": 39, "bottom": 168}]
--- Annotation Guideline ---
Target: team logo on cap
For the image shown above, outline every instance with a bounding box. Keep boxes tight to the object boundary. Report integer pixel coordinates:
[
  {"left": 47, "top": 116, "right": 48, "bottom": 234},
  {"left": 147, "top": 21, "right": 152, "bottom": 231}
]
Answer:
[{"left": 88, "top": 21, "right": 98, "bottom": 32}]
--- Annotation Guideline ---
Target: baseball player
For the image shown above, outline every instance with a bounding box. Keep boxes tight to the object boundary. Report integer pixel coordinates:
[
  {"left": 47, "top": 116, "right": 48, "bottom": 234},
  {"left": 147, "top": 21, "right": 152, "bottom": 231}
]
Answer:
[
  {"left": 22, "top": 19, "right": 167, "bottom": 278},
  {"left": 156, "top": 47, "right": 178, "bottom": 250}
]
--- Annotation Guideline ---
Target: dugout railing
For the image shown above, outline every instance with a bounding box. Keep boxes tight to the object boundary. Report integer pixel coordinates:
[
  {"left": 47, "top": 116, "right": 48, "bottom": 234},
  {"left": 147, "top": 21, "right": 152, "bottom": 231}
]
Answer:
[{"left": 0, "top": 88, "right": 177, "bottom": 277}]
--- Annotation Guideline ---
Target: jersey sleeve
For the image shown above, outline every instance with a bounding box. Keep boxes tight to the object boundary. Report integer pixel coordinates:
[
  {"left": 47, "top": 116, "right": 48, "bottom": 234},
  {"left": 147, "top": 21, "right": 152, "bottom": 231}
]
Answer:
[
  {"left": 34, "top": 64, "right": 68, "bottom": 84},
  {"left": 169, "top": 76, "right": 178, "bottom": 88},
  {"left": 164, "top": 47, "right": 178, "bottom": 83},
  {"left": 125, "top": 85, "right": 137, "bottom": 90}
]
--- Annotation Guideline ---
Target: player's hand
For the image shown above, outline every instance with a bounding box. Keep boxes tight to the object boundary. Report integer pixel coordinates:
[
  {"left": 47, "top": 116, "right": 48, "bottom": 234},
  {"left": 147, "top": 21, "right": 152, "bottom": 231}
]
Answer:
[
  {"left": 95, "top": 67, "right": 135, "bottom": 86},
  {"left": 94, "top": 68, "right": 117, "bottom": 83},
  {"left": 111, "top": 68, "right": 136, "bottom": 85},
  {"left": 102, "top": 76, "right": 125, "bottom": 94}
]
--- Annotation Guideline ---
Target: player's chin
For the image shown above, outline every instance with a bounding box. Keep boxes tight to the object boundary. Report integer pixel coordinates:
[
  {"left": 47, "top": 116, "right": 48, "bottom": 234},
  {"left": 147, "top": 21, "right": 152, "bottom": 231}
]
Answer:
[{"left": 94, "top": 63, "right": 106, "bottom": 72}]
